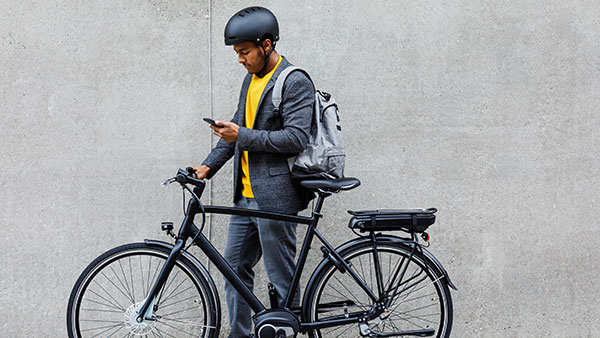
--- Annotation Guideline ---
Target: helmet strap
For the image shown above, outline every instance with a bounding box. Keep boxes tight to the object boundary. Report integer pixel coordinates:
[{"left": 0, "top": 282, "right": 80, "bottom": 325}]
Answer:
[{"left": 258, "top": 41, "right": 276, "bottom": 76}]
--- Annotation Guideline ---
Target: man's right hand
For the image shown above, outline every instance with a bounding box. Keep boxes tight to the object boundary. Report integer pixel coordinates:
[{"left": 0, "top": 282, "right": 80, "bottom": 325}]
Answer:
[{"left": 190, "top": 165, "right": 211, "bottom": 179}]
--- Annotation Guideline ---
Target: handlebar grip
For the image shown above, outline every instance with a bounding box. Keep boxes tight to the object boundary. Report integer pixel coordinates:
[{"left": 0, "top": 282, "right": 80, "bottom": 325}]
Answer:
[{"left": 176, "top": 168, "right": 206, "bottom": 197}]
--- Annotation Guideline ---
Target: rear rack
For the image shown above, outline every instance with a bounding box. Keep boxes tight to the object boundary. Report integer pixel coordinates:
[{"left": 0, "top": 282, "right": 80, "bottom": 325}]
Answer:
[{"left": 347, "top": 208, "right": 437, "bottom": 233}]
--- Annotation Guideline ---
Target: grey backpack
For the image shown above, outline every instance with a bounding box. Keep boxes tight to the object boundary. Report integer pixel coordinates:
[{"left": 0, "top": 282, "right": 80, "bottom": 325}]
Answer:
[{"left": 272, "top": 66, "right": 345, "bottom": 180}]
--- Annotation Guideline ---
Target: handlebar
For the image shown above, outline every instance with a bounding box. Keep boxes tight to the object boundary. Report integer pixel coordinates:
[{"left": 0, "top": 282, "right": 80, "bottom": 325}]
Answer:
[{"left": 162, "top": 168, "right": 206, "bottom": 200}]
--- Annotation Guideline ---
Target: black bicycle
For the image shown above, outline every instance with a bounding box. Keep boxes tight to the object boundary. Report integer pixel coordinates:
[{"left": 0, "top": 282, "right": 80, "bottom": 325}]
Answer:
[{"left": 67, "top": 168, "right": 456, "bottom": 338}]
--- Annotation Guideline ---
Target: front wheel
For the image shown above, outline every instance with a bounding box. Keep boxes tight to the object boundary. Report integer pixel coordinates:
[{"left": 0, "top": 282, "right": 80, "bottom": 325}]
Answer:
[
  {"left": 304, "top": 240, "right": 453, "bottom": 337},
  {"left": 66, "top": 242, "right": 219, "bottom": 338}
]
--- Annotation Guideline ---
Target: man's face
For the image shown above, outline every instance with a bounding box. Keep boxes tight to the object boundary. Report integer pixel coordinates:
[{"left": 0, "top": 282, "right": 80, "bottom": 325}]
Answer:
[{"left": 233, "top": 41, "right": 265, "bottom": 74}]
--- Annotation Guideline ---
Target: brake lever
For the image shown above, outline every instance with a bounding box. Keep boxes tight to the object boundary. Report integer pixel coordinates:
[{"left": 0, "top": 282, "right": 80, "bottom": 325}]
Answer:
[{"left": 161, "top": 177, "right": 177, "bottom": 187}]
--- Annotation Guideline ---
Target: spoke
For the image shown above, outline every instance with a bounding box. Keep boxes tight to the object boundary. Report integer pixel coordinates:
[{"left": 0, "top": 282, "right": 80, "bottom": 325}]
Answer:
[
  {"left": 157, "top": 320, "right": 200, "bottom": 337},
  {"left": 128, "top": 257, "right": 135, "bottom": 302},
  {"left": 162, "top": 282, "right": 193, "bottom": 305},
  {"left": 388, "top": 277, "right": 440, "bottom": 316},
  {"left": 140, "top": 255, "right": 146, "bottom": 297},
  {"left": 393, "top": 292, "right": 436, "bottom": 306},
  {"left": 319, "top": 292, "right": 370, "bottom": 310},
  {"left": 160, "top": 316, "right": 215, "bottom": 328},
  {"left": 388, "top": 268, "right": 428, "bottom": 307},
  {"left": 158, "top": 270, "right": 181, "bottom": 305},
  {"left": 386, "top": 252, "right": 392, "bottom": 289},
  {"left": 332, "top": 275, "right": 370, "bottom": 311},
  {"left": 80, "top": 319, "right": 123, "bottom": 323},
  {"left": 118, "top": 260, "right": 134, "bottom": 303},
  {"left": 321, "top": 322, "right": 353, "bottom": 336},
  {"left": 385, "top": 317, "right": 402, "bottom": 332},
  {"left": 357, "top": 254, "right": 367, "bottom": 287},
  {"left": 399, "top": 303, "right": 439, "bottom": 315},
  {"left": 395, "top": 275, "right": 442, "bottom": 307},
  {"left": 81, "top": 307, "right": 123, "bottom": 314},
  {"left": 89, "top": 324, "right": 124, "bottom": 338},
  {"left": 385, "top": 253, "right": 405, "bottom": 291},
  {"left": 159, "top": 305, "right": 200, "bottom": 318},
  {"left": 109, "top": 265, "right": 135, "bottom": 303},
  {"left": 91, "top": 280, "right": 127, "bottom": 311},
  {"left": 155, "top": 327, "right": 177, "bottom": 338},
  {"left": 389, "top": 313, "right": 427, "bottom": 330},
  {"left": 160, "top": 294, "right": 201, "bottom": 309},
  {"left": 146, "top": 255, "right": 154, "bottom": 295},
  {"left": 82, "top": 297, "right": 124, "bottom": 312},
  {"left": 88, "top": 288, "right": 125, "bottom": 311},
  {"left": 368, "top": 253, "right": 373, "bottom": 294},
  {"left": 105, "top": 324, "right": 126, "bottom": 338},
  {"left": 333, "top": 322, "right": 355, "bottom": 338},
  {"left": 148, "top": 258, "right": 162, "bottom": 301},
  {"left": 101, "top": 271, "right": 135, "bottom": 304},
  {"left": 81, "top": 322, "right": 124, "bottom": 333},
  {"left": 387, "top": 258, "right": 416, "bottom": 299},
  {"left": 389, "top": 311, "right": 440, "bottom": 325},
  {"left": 155, "top": 328, "right": 168, "bottom": 338},
  {"left": 395, "top": 272, "right": 427, "bottom": 297}
]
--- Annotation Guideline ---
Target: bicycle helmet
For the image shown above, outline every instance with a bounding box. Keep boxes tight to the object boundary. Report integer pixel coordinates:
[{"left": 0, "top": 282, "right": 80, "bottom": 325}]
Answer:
[{"left": 224, "top": 6, "right": 279, "bottom": 46}]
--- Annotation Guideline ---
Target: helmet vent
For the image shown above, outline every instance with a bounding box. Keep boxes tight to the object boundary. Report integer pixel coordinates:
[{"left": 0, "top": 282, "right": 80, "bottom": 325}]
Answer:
[{"left": 229, "top": 36, "right": 238, "bottom": 40}]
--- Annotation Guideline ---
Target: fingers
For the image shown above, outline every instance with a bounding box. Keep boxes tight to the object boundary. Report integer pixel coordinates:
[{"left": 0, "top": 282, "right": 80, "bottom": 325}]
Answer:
[
  {"left": 208, "top": 121, "right": 237, "bottom": 142},
  {"left": 190, "top": 165, "right": 210, "bottom": 179}
]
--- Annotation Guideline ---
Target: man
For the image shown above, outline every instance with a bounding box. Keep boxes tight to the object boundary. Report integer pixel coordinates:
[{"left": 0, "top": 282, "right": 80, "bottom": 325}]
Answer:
[{"left": 191, "top": 6, "right": 314, "bottom": 338}]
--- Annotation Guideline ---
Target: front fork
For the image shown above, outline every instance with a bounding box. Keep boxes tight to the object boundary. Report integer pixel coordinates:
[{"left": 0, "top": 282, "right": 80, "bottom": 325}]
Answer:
[
  {"left": 135, "top": 238, "right": 186, "bottom": 322},
  {"left": 136, "top": 198, "right": 199, "bottom": 322}
]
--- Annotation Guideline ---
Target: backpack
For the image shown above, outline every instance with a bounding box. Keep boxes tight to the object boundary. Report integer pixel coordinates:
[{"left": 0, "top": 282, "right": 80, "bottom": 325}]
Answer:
[{"left": 272, "top": 66, "right": 345, "bottom": 180}]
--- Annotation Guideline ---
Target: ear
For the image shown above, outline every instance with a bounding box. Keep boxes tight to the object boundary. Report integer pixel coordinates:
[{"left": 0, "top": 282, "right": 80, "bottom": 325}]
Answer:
[{"left": 262, "top": 38, "right": 272, "bottom": 52}]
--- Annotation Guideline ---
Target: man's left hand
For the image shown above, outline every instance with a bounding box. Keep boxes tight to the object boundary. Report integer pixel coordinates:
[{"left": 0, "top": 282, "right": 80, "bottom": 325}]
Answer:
[{"left": 210, "top": 121, "right": 239, "bottom": 143}]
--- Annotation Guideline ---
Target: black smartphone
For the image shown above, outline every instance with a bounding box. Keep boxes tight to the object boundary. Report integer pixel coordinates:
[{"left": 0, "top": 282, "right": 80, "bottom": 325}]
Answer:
[{"left": 203, "top": 117, "right": 224, "bottom": 128}]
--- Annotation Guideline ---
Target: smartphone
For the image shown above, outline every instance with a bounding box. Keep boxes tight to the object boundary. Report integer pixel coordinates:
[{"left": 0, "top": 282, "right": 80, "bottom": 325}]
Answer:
[{"left": 203, "top": 117, "right": 224, "bottom": 128}]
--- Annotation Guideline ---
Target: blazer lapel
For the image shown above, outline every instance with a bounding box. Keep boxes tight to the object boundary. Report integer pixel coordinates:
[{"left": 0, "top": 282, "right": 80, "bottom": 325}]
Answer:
[
  {"left": 252, "top": 57, "right": 291, "bottom": 127},
  {"left": 239, "top": 73, "right": 252, "bottom": 127}
]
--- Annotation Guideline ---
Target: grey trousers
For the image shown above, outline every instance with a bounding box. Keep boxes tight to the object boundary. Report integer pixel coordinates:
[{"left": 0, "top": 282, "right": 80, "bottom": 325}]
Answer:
[{"left": 223, "top": 197, "right": 300, "bottom": 338}]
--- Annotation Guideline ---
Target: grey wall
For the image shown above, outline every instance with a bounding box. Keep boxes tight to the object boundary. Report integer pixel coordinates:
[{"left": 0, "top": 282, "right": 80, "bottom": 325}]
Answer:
[{"left": 2, "top": 0, "right": 599, "bottom": 337}]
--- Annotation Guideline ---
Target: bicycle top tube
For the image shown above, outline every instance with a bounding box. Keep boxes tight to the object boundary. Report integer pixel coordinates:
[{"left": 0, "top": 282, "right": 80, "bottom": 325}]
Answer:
[{"left": 202, "top": 205, "right": 313, "bottom": 225}]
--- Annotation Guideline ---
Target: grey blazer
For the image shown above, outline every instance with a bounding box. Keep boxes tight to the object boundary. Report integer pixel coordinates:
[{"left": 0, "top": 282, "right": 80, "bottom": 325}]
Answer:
[{"left": 202, "top": 57, "right": 315, "bottom": 214}]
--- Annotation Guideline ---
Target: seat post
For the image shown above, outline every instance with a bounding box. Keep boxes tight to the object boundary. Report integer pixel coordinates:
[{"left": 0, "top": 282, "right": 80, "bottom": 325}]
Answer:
[{"left": 312, "top": 191, "right": 331, "bottom": 215}]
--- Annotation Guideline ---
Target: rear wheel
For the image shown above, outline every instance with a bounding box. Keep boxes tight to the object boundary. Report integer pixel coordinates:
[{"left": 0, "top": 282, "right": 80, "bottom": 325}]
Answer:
[
  {"left": 66, "top": 242, "right": 219, "bottom": 338},
  {"left": 304, "top": 241, "right": 452, "bottom": 337}
]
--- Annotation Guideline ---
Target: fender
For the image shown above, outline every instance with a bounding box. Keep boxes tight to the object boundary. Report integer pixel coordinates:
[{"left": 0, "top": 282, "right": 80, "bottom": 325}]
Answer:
[
  {"left": 302, "top": 234, "right": 456, "bottom": 320},
  {"left": 358, "top": 235, "right": 457, "bottom": 290},
  {"left": 144, "top": 239, "right": 221, "bottom": 329}
]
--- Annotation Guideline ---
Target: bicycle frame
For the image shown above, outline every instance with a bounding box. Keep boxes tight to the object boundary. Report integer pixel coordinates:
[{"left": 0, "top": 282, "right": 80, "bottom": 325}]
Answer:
[{"left": 136, "top": 191, "right": 383, "bottom": 331}]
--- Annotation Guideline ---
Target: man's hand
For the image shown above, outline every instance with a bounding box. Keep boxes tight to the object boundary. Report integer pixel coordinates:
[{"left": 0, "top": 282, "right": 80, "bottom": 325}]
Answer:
[
  {"left": 190, "top": 165, "right": 211, "bottom": 179},
  {"left": 210, "top": 121, "right": 239, "bottom": 143}
]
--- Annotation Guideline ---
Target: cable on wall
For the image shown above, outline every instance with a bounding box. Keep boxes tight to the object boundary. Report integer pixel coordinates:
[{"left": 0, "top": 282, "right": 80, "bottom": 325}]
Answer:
[{"left": 205, "top": 0, "right": 213, "bottom": 272}]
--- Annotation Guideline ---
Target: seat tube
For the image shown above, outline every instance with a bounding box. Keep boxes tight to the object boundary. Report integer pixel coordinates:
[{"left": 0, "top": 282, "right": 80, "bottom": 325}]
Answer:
[
  {"left": 284, "top": 221, "right": 316, "bottom": 308},
  {"left": 283, "top": 193, "right": 328, "bottom": 308}
]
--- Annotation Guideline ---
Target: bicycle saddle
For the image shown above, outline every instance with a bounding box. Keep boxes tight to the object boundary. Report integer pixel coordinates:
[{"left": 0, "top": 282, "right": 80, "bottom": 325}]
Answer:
[{"left": 300, "top": 177, "right": 361, "bottom": 192}]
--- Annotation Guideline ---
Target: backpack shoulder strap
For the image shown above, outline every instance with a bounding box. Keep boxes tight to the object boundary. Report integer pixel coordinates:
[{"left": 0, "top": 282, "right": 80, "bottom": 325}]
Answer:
[{"left": 272, "top": 66, "right": 313, "bottom": 114}]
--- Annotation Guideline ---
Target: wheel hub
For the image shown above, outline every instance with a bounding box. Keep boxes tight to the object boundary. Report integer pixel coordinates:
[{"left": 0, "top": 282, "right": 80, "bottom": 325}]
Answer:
[{"left": 124, "top": 302, "right": 156, "bottom": 335}]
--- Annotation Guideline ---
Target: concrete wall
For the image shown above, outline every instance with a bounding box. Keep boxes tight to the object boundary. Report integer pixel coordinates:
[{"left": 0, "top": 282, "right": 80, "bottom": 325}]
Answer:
[{"left": 2, "top": 0, "right": 599, "bottom": 336}]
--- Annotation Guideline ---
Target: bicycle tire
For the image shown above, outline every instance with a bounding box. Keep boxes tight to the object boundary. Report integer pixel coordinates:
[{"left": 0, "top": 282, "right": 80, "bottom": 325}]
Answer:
[
  {"left": 66, "top": 242, "right": 219, "bottom": 338},
  {"left": 303, "top": 240, "right": 453, "bottom": 338}
]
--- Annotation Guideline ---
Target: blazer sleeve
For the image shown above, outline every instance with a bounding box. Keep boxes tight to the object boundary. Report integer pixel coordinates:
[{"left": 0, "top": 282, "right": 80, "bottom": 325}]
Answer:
[{"left": 236, "top": 71, "right": 314, "bottom": 153}]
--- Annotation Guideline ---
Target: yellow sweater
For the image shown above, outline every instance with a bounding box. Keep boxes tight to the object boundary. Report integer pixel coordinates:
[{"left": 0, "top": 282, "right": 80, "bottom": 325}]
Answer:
[{"left": 241, "top": 56, "right": 283, "bottom": 198}]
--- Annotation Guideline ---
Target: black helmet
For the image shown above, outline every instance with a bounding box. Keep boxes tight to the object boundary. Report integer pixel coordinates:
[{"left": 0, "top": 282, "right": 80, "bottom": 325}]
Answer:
[{"left": 224, "top": 7, "right": 279, "bottom": 46}]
